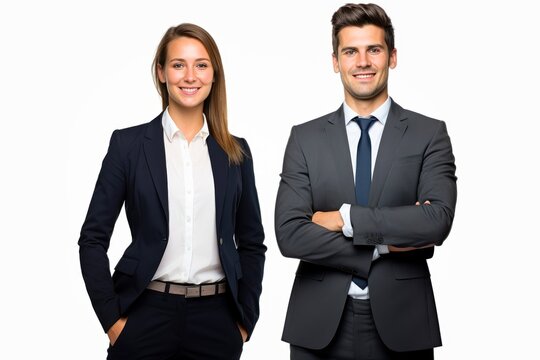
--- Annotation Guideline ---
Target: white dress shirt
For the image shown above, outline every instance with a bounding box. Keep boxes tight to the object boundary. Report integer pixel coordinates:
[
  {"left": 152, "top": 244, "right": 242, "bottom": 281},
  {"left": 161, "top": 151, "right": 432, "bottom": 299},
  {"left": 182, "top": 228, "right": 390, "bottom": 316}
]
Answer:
[
  {"left": 152, "top": 108, "right": 225, "bottom": 284},
  {"left": 338, "top": 97, "right": 391, "bottom": 299}
]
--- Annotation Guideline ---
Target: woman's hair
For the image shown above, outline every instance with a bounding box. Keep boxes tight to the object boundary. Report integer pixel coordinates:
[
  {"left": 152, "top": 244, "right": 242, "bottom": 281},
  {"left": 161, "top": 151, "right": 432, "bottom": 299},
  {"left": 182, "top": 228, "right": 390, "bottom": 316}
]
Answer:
[
  {"left": 152, "top": 23, "right": 244, "bottom": 164},
  {"left": 331, "top": 3, "right": 395, "bottom": 56}
]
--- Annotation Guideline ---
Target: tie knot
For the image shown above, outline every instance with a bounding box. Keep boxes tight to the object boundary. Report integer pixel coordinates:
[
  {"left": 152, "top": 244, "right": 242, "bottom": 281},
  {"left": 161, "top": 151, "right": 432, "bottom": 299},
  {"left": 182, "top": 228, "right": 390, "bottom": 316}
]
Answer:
[{"left": 353, "top": 116, "right": 377, "bottom": 131}]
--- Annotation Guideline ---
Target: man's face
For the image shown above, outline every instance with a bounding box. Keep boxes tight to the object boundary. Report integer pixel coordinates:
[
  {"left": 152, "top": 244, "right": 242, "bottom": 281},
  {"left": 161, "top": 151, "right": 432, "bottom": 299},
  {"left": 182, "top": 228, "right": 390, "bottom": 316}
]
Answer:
[{"left": 333, "top": 25, "right": 397, "bottom": 108}]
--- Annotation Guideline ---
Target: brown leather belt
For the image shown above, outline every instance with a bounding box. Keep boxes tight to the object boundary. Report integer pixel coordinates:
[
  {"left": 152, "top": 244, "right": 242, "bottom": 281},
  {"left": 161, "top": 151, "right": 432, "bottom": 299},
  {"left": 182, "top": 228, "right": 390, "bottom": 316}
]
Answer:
[{"left": 147, "top": 280, "right": 227, "bottom": 298}]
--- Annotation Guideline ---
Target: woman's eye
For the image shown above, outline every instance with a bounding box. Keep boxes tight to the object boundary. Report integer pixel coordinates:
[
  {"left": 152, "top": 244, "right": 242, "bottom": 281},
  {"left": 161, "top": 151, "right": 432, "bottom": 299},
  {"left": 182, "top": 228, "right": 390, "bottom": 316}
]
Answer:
[
  {"left": 173, "top": 63, "right": 184, "bottom": 69},
  {"left": 196, "top": 63, "right": 209, "bottom": 69}
]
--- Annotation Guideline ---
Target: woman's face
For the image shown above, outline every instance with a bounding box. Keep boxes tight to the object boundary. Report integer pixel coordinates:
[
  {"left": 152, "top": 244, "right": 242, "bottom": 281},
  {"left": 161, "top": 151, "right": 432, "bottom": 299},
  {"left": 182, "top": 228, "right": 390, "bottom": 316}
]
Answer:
[{"left": 158, "top": 36, "right": 214, "bottom": 112}]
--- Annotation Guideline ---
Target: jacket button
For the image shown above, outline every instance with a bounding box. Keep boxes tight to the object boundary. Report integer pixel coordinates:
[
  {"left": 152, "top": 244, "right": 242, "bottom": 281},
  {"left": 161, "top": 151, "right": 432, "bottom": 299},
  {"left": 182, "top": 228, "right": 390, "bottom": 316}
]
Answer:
[
  {"left": 162, "top": 237, "right": 167, "bottom": 242},
  {"left": 219, "top": 238, "right": 223, "bottom": 245}
]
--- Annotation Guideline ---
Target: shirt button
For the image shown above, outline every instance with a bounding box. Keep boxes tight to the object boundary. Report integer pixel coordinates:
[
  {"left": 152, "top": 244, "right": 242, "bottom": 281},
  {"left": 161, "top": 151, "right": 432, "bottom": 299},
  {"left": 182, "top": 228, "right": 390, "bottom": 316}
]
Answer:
[{"left": 186, "top": 216, "right": 191, "bottom": 223}]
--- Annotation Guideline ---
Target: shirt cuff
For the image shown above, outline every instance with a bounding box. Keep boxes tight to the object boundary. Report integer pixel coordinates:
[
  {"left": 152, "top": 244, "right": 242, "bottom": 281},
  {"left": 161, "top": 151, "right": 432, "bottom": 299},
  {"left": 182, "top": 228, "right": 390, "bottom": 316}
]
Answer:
[
  {"left": 376, "top": 245, "right": 389, "bottom": 255},
  {"left": 339, "top": 203, "right": 353, "bottom": 237}
]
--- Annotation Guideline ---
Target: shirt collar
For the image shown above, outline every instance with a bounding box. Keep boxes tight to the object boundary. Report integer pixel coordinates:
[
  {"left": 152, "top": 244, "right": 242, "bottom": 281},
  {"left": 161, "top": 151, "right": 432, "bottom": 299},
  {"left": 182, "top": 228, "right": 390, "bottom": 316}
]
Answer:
[
  {"left": 162, "top": 107, "right": 210, "bottom": 143},
  {"left": 343, "top": 97, "right": 392, "bottom": 126}
]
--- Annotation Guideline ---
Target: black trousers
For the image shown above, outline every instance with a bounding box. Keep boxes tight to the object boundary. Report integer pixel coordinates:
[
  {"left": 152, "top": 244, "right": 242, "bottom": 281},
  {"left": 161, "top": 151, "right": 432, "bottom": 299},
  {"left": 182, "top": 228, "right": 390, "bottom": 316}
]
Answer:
[
  {"left": 291, "top": 298, "right": 434, "bottom": 360},
  {"left": 107, "top": 289, "right": 244, "bottom": 360}
]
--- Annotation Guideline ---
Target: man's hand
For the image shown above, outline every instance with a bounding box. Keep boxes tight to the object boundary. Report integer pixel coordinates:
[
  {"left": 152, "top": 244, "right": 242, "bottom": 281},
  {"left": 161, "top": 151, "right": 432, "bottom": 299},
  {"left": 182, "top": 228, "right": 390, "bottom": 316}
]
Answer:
[
  {"left": 107, "top": 317, "right": 127, "bottom": 346},
  {"left": 312, "top": 211, "right": 344, "bottom": 232},
  {"left": 388, "top": 243, "right": 435, "bottom": 252},
  {"left": 388, "top": 200, "right": 434, "bottom": 252}
]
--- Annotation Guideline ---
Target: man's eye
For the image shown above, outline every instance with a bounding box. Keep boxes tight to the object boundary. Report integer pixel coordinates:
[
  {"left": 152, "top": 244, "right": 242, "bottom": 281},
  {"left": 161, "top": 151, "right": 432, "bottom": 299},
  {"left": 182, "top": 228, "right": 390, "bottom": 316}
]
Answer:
[
  {"left": 368, "top": 48, "right": 382, "bottom": 54},
  {"left": 344, "top": 50, "right": 356, "bottom": 56}
]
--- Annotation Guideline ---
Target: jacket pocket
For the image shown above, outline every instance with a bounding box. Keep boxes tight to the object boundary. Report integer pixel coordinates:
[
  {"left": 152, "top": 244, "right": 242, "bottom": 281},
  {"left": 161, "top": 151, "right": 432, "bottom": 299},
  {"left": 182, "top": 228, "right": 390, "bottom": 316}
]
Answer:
[
  {"left": 295, "top": 261, "right": 325, "bottom": 281},
  {"left": 394, "top": 154, "right": 422, "bottom": 166},
  {"left": 114, "top": 257, "right": 139, "bottom": 276},
  {"left": 393, "top": 260, "right": 430, "bottom": 280}
]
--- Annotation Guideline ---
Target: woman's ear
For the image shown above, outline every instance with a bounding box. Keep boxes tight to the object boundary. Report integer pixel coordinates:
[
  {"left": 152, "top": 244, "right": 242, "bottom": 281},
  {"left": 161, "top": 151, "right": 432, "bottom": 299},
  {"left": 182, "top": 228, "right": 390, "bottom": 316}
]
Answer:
[{"left": 157, "top": 64, "right": 166, "bottom": 83}]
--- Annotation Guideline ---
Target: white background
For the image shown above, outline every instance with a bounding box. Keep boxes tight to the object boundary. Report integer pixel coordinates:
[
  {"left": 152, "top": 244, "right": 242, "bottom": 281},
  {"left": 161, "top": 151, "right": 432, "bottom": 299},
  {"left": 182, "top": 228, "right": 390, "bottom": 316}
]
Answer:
[{"left": 1, "top": 0, "right": 539, "bottom": 358}]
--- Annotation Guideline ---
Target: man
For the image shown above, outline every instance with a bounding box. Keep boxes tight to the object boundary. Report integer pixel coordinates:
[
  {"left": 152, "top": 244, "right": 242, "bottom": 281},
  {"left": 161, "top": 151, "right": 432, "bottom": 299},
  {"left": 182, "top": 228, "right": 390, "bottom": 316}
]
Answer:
[{"left": 275, "top": 3, "right": 457, "bottom": 359}]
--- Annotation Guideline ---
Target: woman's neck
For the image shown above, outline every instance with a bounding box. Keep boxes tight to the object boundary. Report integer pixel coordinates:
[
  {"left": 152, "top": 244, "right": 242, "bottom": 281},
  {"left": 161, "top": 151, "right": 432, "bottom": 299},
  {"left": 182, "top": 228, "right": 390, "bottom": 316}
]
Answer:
[{"left": 168, "top": 104, "right": 205, "bottom": 143}]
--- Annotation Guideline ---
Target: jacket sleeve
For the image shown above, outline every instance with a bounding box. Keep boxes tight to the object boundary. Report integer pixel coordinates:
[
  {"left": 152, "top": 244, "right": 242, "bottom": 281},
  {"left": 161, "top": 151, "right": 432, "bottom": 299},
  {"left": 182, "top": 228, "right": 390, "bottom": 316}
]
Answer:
[
  {"left": 351, "top": 121, "right": 457, "bottom": 248},
  {"left": 78, "top": 130, "right": 126, "bottom": 333},
  {"left": 275, "top": 126, "right": 374, "bottom": 276},
  {"left": 235, "top": 138, "right": 266, "bottom": 338}
]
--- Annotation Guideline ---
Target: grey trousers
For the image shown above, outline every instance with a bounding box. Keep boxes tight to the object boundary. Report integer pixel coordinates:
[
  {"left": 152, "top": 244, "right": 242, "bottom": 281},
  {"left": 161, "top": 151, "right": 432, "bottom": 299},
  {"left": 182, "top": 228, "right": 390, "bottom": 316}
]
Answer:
[{"left": 290, "top": 298, "right": 434, "bottom": 360}]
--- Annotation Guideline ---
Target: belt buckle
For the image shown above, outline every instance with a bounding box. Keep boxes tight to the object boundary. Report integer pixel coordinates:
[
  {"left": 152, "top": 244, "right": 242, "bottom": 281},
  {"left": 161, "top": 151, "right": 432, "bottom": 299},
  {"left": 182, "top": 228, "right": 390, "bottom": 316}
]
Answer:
[
  {"left": 217, "top": 282, "right": 226, "bottom": 294},
  {"left": 185, "top": 286, "right": 201, "bottom": 298}
]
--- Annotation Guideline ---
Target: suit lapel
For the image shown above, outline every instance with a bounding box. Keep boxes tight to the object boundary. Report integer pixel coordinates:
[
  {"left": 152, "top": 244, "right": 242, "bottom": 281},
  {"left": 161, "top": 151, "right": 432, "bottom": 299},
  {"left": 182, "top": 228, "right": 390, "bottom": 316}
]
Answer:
[
  {"left": 324, "top": 106, "right": 357, "bottom": 205},
  {"left": 207, "top": 135, "right": 229, "bottom": 231},
  {"left": 143, "top": 114, "right": 169, "bottom": 222},
  {"left": 369, "top": 100, "right": 408, "bottom": 206}
]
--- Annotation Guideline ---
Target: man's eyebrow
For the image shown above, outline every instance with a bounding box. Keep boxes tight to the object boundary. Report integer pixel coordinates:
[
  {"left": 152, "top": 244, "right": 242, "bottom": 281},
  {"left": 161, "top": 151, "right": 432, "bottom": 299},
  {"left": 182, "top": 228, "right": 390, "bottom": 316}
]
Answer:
[{"left": 340, "top": 46, "right": 358, "bottom": 53}]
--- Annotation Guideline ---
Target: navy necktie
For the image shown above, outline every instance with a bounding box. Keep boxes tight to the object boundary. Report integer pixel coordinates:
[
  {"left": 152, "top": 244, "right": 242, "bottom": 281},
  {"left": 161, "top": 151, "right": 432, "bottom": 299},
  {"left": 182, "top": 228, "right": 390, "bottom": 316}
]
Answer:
[{"left": 351, "top": 116, "right": 377, "bottom": 289}]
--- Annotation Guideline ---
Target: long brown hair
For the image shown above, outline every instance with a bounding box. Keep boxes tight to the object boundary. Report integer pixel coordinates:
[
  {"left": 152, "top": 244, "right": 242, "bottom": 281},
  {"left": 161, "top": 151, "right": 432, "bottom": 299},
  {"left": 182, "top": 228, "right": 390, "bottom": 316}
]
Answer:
[{"left": 152, "top": 23, "right": 244, "bottom": 164}]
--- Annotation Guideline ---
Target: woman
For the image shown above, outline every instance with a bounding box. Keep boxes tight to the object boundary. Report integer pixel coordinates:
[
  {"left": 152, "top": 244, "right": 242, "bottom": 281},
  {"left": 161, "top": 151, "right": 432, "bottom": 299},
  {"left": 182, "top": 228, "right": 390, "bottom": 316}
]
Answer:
[{"left": 79, "top": 23, "right": 266, "bottom": 360}]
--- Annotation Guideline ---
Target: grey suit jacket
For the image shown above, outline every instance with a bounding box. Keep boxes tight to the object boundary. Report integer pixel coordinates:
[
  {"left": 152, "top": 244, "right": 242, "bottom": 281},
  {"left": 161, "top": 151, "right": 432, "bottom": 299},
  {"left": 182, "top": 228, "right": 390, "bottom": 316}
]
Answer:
[{"left": 275, "top": 100, "right": 457, "bottom": 352}]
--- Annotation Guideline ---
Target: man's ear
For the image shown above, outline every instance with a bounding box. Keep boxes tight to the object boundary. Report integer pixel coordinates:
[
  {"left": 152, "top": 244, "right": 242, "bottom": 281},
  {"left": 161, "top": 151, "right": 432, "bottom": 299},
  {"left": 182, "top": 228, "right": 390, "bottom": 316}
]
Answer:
[
  {"left": 389, "top": 48, "right": 397, "bottom": 69},
  {"left": 332, "top": 53, "right": 340, "bottom": 73}
]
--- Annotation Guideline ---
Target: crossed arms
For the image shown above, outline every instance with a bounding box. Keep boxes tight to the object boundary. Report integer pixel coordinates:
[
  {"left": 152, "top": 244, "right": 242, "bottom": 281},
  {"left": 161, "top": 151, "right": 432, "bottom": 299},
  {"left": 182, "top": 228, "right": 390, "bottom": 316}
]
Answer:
[{"left": 275, "top": 120, "right": 457, "bottom": 274}]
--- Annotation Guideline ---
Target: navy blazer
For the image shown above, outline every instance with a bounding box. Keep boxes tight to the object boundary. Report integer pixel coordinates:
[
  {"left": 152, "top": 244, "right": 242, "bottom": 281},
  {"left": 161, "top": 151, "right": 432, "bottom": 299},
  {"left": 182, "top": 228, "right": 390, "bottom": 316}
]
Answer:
[{"left": 79, "top": 113, "right": 266, "bottom": 337}]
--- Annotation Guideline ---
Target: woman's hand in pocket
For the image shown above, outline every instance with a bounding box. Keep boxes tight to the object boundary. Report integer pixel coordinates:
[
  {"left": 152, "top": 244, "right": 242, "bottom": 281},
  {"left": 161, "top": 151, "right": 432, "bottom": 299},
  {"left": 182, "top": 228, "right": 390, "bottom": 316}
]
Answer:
[{"left": 107, "top": 317, "right": 128, "bottom": 346}]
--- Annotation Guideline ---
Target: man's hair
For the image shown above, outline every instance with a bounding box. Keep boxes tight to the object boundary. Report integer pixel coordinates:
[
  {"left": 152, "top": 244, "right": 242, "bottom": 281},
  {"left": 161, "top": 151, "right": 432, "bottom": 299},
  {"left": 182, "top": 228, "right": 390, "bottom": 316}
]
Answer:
[{"left": 331, "top": 3, "right": 395, "bottom": 55}]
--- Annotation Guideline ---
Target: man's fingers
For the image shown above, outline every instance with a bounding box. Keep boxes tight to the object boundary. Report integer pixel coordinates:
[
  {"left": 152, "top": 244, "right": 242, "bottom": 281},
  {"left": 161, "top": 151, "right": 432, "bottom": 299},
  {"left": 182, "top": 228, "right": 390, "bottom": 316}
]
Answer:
[{"left": 389, "top": 244, "right": 435, "bottom": 252}]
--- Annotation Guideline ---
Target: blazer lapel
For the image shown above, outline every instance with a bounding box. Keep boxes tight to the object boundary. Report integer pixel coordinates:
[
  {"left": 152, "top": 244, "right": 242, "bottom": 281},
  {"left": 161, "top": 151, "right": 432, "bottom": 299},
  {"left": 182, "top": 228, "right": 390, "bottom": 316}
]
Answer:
[
  {"left": 324, "top": 106, "right": 357, "bottom": 205},
  {"left": 369, "top": 100, "right": 408, "bottom": 206},
  {"left": 143, "top": 114, "right": 169, "bottom": 222},
  {"left": 207, "top": 135, "right": 229, "bottom": 231}
]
